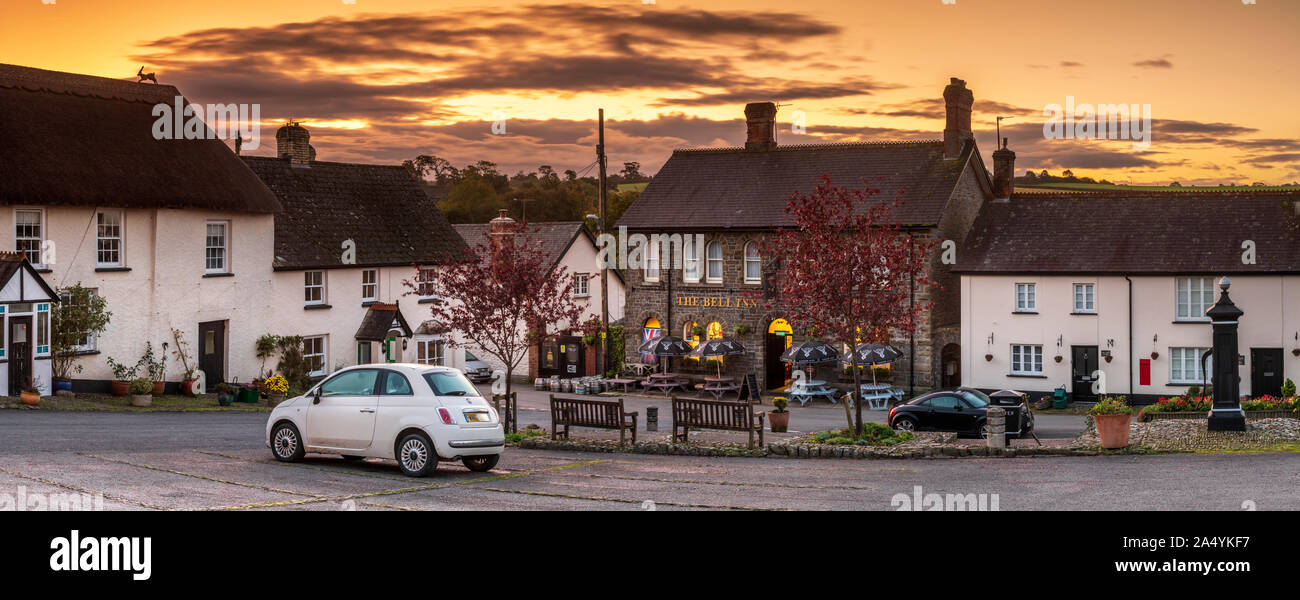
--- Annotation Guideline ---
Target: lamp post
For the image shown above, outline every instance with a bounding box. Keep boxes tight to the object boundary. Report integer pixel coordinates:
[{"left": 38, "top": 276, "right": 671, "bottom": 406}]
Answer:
[{"left": 1205, "top": 276, "right": 1246, "bottom": 432}]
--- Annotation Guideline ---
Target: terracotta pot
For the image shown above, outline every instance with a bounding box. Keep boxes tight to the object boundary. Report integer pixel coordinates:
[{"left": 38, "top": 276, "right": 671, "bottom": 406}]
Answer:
[
  {"left": 181, "top": 380, "right": 197, "bottom": 396},
  {"left": 110, "top": 381, "right": 130, "bottom": 397},
  {"left": 130, "top": 394, "right": 152, "bottom": 408},
  {"left": 1094, "top": 413, "right": 1132, "bottom": 449},
  {"left": 20, "top": 391, "right": 40, "bottom": 406},
  {"left": 152, "top": 381, "right": 166, "bottom": 396},
  {"left": 768, "top": 410, "right": 790, "bottom": 433}
]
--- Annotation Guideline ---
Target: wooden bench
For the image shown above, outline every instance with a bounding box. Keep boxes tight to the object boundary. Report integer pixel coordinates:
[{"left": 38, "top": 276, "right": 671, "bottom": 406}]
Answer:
[
  {"left": 549, "top": 394, "right": 639, "bottom": 445},
  {"left": 671, "top": 396, "right": 766, "bottom": 448}
]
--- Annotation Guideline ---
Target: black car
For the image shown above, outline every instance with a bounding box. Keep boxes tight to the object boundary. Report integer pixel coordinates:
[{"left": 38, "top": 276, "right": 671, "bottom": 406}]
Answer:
[{"left": 888, "top": 388, "right": 1033, "bottom": 438}]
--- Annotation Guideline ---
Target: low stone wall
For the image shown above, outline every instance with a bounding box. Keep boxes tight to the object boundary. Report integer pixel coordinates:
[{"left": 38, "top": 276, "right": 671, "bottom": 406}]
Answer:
[{"left": 1143, "top": 410, "right": 1298, "bottom": 422}]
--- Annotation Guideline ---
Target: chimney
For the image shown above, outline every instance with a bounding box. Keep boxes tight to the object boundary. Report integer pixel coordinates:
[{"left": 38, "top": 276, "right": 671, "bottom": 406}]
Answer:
[
  {"left": 943, "top": 77, "right": 974, "bottom": 160},
  {"left": 488, "top": 209, "right": 516, "bottom": 266},
  {"left": 276, "top": 121, "right": 316, "bottom": 166},
  {"left": 744, "top": 102, "right": 778, "bottom": 151},
  {"left": 992, "top": 137, "right": 1016, "bottom": 201}
]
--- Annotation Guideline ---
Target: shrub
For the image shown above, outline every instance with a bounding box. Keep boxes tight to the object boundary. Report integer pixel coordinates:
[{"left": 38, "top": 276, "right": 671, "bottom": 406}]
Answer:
[
  {"left": 807, "top": 423, "right": 913, "bottom": 446},
  {"left": 1282, "top": 378, "right": 1296, "bottom": 398},
  {"left": 1089, "top": 395, "right": 1132, "bottom": 416},
  {"left": 262, "top": 374, "right": 289, "bottom": 395},
  {"left": 771, "top": 396, "right": 789, "bottom": 413},
  {"left": 128, "top": 377, "right": 154, "bottom": 395},
  {"left": 106, "top": 356, "right": 139, "bottom": 382}
]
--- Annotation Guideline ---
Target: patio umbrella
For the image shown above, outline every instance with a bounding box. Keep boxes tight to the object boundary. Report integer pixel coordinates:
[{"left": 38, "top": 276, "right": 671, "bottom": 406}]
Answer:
[
  {"left": 688, "top": 338, "right": 748, "bottom": 377},
  {"left": 843, "top": 342, "right": 904, "bottom": 387},
  {"left": 779, "top": 340, "right": 840, "bottom": 366},
  {"left": 636, "top": 335, "right": 694, "bottom": 373}
]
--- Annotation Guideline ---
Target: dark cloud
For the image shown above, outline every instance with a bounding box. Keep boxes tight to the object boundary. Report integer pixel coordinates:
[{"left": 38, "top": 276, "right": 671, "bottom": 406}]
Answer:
[
  {"left": 1059, "top": 61, "right": 1085, "bottom": 68},
  {"left": 1133, "top": 58, "right": 1174, "bottom": 69}
]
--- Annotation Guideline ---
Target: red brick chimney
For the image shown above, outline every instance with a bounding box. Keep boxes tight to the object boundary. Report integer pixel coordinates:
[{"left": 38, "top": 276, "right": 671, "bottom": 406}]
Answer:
[
  {"left": 992, "top": 137, "right": 1016, "bottom": 201},
  {"left": 488, "top": 209, "right": 516, "bottom": 266},
  {"left": 744, "top": 102, "right": 778, "bottom": 151},
  {"left": 943, "top": 78, "right": 974, "bottom": 160},
  {"left": 276, "top": 121, "right": 316, "bottom": 166}
]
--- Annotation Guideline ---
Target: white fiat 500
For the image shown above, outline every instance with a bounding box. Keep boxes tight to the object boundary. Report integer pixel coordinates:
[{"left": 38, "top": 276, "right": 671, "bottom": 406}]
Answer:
[{"left": 265, "top": 364, "right": 504, "bottom": 477}]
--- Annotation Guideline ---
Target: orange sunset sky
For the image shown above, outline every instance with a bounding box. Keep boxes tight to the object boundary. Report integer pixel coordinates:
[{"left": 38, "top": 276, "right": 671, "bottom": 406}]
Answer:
[{"left": 3, "top": 0, "right": 1297, "bottom": 185}]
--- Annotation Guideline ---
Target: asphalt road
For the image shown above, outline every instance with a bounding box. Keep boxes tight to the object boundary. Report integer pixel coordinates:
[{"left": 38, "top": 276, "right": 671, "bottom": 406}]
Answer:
[{"left": 1, "top": 411, "right": 1296, "bottom": 510}]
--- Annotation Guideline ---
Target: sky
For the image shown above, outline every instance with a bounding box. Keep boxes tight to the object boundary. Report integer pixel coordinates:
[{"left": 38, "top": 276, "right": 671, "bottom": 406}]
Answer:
[{"left": 3, "top": 0, "right": 1298, "bottom": 185}]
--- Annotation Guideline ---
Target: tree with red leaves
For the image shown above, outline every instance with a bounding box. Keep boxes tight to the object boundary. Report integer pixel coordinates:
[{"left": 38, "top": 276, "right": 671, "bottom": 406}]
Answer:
[
  {"left": 755, "top": 175, "right": 938, "bottom": 435},
  {"left": 411, "top": 220, "right": 586, "bottom": 425}
]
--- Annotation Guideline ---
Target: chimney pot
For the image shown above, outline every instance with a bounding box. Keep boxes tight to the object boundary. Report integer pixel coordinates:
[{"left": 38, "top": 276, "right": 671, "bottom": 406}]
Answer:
[
  {"left": 744, "top": 102, "right": 778, "bottom": 151},
  {"left": 992, "top": 137, "right": 1016, "bottom": 201},
  {"left": 943, "top": 77, "right": 974, "bottom": 160},
  {"left": 488, "top": 210, "right": 517, "bottom": 264},
  {"left": 276, "top": 122, "right": 316, "bottom": 166}
]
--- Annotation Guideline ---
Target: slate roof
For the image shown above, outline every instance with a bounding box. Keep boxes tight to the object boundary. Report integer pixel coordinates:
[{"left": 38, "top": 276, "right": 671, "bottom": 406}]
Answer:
[
  {"left": 617, "top": 140, "right": 981, "bottom": 230},
  {"left": 452, "top": 221, "right": 627, "bottom": 284},
  {"left": 242, "top": 157, "right": 467, "bottom": 270},
  {"left": 354, "top": 302, "right": 413, "bottom": 341},
  {"left": 0, "top": 63, "right": 280, "bottom": 213},
  {"left": 955, "top": 192, "right": 1300, "bottom": 274}
]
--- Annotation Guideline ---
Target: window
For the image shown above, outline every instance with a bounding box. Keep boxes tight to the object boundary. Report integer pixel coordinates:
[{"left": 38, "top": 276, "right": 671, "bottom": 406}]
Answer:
[
  {"left": 644, "top": 240, "right": 660, "bottom": 283},
  {"left": 1073, "top": 283, "right": 1095, "bottom": 313},
  {"left": 573, "top": 273, "right": 590, "bottom": 298},
  {"left": 706, "top": 241, "right": 723, "bottom": 283},
  {"left": 1175, "top": 277, "right": 1214, "bottom": 321},
  {"left": 36, "top": 304, "right": 50, "bottom": 355},
  {"left": 304, "top": 271, "right": 325, "bottom": 305},
  {"left": 382, "top": 371, "right": 413, "bottom": 395},
  {"left": 1170, "top": 347, "right": 1211, "bottom": 384},
  {"left": 319, "top": 368, "right": 377, "bottom": 396},
  {"left": 356, "top": 342, "right": 372, "bottom": 364},
  {"left": 303, "top": 335, "right": 327, "bottom": 377},
  {"left": 1010, "top": 344, "right": 1043, "bottom": 375},
  {"left": 1014, "top": 283, "right": 1036, "bottom": 312},
  {"left": 417, "top": 338, "right": 444, "bottom": 365},
  {"left": 744, "top": 242, "right": 761, "bottom": 284},
  {"left": 58, "top": 288, "right": 99, "bottom": 352},
  {"left": 683, "top": 240, "right": 700, "bottom": 283},
  {"left": 361, "top": 269, "right": 378, "bottom": 302},
  {"left": 683, "top": 321, "right": 700, "bottom": 351},
  {"left": 96, "top": 210, "right": 123, "bottom": 267},
  {"left": 417, "top": 268, "right": 439, "bottom": 299},
  {"left": 926, "top": 395, "right": 962, "bottom": 409},
  {"left": 423, "top": 371, "right": 479, "bottom": 396},
  {"left": 205, "top": 221, "right": 228, "bottom": 273},
  {"left": 15, "top": 209, "right": 43, "bottom": 267}
]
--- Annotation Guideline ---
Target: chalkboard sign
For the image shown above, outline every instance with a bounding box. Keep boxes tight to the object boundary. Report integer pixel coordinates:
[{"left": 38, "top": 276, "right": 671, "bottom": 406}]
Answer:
[{"left": 738, "top": 372, "right": 762, "bottom": 404}]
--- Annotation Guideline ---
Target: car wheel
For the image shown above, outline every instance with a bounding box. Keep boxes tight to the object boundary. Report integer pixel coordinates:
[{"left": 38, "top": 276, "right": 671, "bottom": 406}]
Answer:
[
  {"left": 892, "top": 416, "right": 917, "bottom": 433},
  {"left": 342, "top": 455, "right": 365, "bottom": 461},
  {"left": 395, "top": 433, "right": 438, "bottom": 477},
  {"left": 462, "top": 454, "right": 500, "bottom": 472},
  {"left": 270, "top": 422, "right": 305, "bottom": 463},
  {"left": 977, "top": 420, "right": 989, "bottom": 439}
]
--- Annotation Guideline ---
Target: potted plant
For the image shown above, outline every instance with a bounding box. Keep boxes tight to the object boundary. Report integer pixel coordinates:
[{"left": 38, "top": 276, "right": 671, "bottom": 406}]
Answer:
[
  {"left": 1054, "top": 354, "right": 1063, "bottom": 363},
  {"left": 732, "top": 324, "right": 750, "bottom": 336},
  {"left": 255, "top": 334, "right": 280, "bottom": 379},
  {"left": 214, "top": 382, "right": 237, "bottom": 407},
  {"left": 50, "top": 284, "right": 113, "bottom": 393},
  {"left": 105, "top": 356, "right": 138, "bottom": 396},
  {"left": 141, "top": 341, "right": 167, "bottom": 396},
  {"left": 769, "top": 396, "right": 791, "bottom": 432},
  {"left": 128, "top": 377, "right": 153, "bottom": 408},
  {"left": 171, "top": 328, "right": 198, "bottom": 396},
  {"left": 20, "top": 377, "right": 41, "bottom": 406},
  {"left": 1292, "top": 348, "right": 1299, "bottom": 357},
  {"left": 691, "top": 325, "right": 706, "bottom": 337},
  {"left": 1150, "top": 351, "right": 1159, "bottom": 360},
  {"left": 984, "top": 353, "right": 993, "bottom": 362},
  {"left": 1104, "top": 355, "right": 1113, "bottom": 363},
  {"left": 261, "top": 374, "right": 290, "bottom": 403},
  {"left": 1090, "top": 395, "right": 1133, "bottom": 449}
]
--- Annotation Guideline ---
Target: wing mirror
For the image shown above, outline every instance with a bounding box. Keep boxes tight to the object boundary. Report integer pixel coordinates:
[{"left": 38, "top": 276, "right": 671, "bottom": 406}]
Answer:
[{"left": 312, "top": 388, "right": 322, "bottom": 404}]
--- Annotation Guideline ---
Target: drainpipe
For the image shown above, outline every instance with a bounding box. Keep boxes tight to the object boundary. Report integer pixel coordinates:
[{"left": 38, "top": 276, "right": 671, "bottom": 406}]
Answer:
[
  {"left": 909, "top": 234, "right": 915, "bottom": 397},
  {"left": 1125, "top": 275, "right": 1133, "bottom": 395}
]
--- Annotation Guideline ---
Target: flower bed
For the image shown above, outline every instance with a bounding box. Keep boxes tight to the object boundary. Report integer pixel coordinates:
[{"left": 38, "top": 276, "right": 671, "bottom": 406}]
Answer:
[
  {"left": 803, "top": 422, "right": 913, "bottom": 446},
  {"left": 1139, "top": 395, "right": 1298, "bottom": 422}
]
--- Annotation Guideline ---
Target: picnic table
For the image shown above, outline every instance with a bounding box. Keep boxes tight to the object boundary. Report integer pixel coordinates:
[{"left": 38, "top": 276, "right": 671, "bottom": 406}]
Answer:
[
  {"left": 785, "top": 378, "right": 839, "bottom": 406},
  {"left": 605, "top": 378, "right": 638, "bottom": 393},
  {"left": 701, "top": 375, "right": 740, "bottom": 400},
  {"left": 643, "top": 372, "right": 692, "bottom": 396},
  {"left": 852, "top": 383, "right": 903, "bottom": 411}
]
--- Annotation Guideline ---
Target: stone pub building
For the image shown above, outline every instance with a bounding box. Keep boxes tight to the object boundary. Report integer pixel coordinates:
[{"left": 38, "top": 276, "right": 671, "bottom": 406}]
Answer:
[{"left": 617, "top": 78, "right": 1013, "bottom": 395}]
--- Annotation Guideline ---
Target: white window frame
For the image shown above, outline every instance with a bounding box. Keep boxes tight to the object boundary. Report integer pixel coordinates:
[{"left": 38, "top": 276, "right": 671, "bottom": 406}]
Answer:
[
  {"left": 1010, "top": 344, "right": 1043, "bottom": 375},
  {"left": 416, "top": 337, "right": 444, "bottom": 366},
  {"left": 205, "top": 220, "right": 229, "bottom": 274},
  {"left": 95, "top": 210, "right": 124, "bottom": 268},
  {"left": 1175, "top": 276, "right": 1214, "bottom": 322},
  {"left": 683, "top": 240, "right": 700, "bottom": 283},
  {"left": 361, "top": 268, "right": 378, "bottom": 303},
  {"left": 573, "top": 273, "right": 590, "bottom": 298},
  {"left": 1014, "top": 283, "right": 1036, "bottom": 312},
  {"left": 417, "top": 268, "right": 439, "bottom": 300},
  {"left": 304, "top": 270, "right": 326, "bottom": 305},
  {"left": 705, "top": 241, "right": 723, "bottom": 284},
  {"left": 14, "top": 208, "right": 45, "bottom": 268},
  {"left": 1170, "top": 347, "right": 1212, "bottom": 384},
  {"left": 303, "top": 335, "right": 327, "bottom": 377},
  {"left": 1072, "top": 283, "right": 1095, "bottom": 313},
  {"left": 644, "top": 241, "right": 660, "bottom": 283},
  {"left": 743, "top": 242, "right": 761, "bottom": 285}
]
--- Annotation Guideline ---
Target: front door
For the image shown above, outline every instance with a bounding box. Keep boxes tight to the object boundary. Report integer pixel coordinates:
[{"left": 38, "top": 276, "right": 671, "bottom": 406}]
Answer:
[
  {"left": 198, "top": 321, "right": 226, "bottom": 385},
  {"left": 8, "top": 316, "right": 31, "bottom": 395},
  {"left": 1071, "top": 346, "right": 1099, "bottom": 401},
  {"left": 1250, "top": 348, "right": 1283, "bottom": 398},
  {"left": 764, "top": 333, "right": 791, "bottom": 390},
  {"left": 306, "top": 368, "right": 379, "bottom": 450}
]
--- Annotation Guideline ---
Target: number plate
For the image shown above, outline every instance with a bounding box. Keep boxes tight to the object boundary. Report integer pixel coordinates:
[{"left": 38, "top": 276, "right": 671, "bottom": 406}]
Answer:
[{"left": 464, "top": 410, "right": 491, "bottom": 423}]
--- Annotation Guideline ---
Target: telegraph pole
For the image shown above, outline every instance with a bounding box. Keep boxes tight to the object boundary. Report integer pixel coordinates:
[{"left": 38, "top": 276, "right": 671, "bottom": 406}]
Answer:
[{"left": 597, "top": 109, "right": 610, "bottom": 377}]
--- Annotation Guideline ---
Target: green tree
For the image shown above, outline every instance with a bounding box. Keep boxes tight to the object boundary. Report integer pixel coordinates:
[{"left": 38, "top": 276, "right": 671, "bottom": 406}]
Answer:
[
  {"left": 51, "top": 284, "right": 112, "bottom": 382},
  {"left": 441, "top": 176, "right": 506, "bottom": 223}
]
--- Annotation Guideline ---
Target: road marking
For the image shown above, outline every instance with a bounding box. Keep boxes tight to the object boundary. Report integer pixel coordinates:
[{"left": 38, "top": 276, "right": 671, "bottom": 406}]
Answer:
[
  {"left": 575, "top": 473, "right": 880, "bottom": 491},
  {"left": 470, "top": 486, "right": 783, "bottom": 511}
]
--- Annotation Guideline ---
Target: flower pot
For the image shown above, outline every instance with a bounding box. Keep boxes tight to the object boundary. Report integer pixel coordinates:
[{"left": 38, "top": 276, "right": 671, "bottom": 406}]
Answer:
[
  {"left": 984, "top": 354, "right": 993, "bottom": 362},
  {"left": 152, "top": 381, "right": 166, "bottom": 396},
  {"left": 768, "top": 411, "right": 790, "bottom": 433},
  {"left": 181, "top": 380, "right": 197, "bottom": 397},
  {"left": 1292, "top": 349, "right": 1299, "bottom": 357},
  {"left": 217, "top": 393, "right": 233, "bottom": 407},
  {"left": 1150, "top": 352, "right": 1159, "bottom": 360},
  {"left": 1104, "top": 355, "right": 1113, "bottom": 363},
  {"left": 111, "top": 381, "right": 130, "bottom": 397},
  {"left": 1094, "top": 413, "right": 1132, "bottom": 449},
  {"left": 1054, "top": 355, "right": 1063, "bottom": 363},
  {"left": 130, "top": 394, "right": 152, "bottom": 408},
  {"left": 52, "top": 378, "right": 73, "bottom": 393},
  {"left": 20, "top": 390, "right": 40, "bottom": 406},
  {"left": 236, "top": 388, "right": 260, "bottom": 404}
]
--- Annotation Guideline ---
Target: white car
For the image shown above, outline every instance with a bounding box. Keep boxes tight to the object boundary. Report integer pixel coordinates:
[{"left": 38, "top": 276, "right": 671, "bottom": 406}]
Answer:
[{"left": 265, "top": 363, "right": 504, "bottom": 477}]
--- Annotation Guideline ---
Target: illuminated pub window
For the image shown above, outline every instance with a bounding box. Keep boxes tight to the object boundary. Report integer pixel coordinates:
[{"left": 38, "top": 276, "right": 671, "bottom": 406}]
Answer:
[{"left": 641, "top": 318, "right": 660, "bottom": 364}]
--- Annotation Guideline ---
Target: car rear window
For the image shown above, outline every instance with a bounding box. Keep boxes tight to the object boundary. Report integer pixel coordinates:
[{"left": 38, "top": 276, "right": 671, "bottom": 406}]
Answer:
[
  {"left": 960, "top": 390, "right": 991, "bottom": 407},
  {"left": 423, "top": 371, "right": 480, "bottom": 397}
]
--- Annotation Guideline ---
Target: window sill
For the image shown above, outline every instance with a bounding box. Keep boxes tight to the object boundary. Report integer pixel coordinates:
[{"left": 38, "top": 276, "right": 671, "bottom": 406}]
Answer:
[
  {"left": 573, "top": 294, "right": 591, "bottom": 299},
  {"left": 304, "top": 304, "right": 332, "bottom": 310},
  {"left": 1007, "top": 373, "right": 1048, "bottom": 378},
  {"left": 1012, "top": 311, "right": 1038, "bottom": 315},
  {"left": 418, "top": 298, "right": 440, "bottom": 304},
  {"left": 1171, "top": 319, "right": 1210, "bottom": 325},
  {"left": 95, "top": 266, "right": 131, "bottom": 273},
  {"left": 34, "top": 268, "right": 52, "bottom": 274},
  {"left": 361, "top": 301, "right": 377, "bottom": 307},
  {"left": 1070, "top": 311, "right": 1097, "bottom": 316},
  {"left": 203, "top": 272, "right": 234, "bottom": 278},
  {"left": 1166, "top": 381, "right": 1206, "bottom": 387},
  {"left": 68, "top": 350, "right": 101, "bottom": 356}
]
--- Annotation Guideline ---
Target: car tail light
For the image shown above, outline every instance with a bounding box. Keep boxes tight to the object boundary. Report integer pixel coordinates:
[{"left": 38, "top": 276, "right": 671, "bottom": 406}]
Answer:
[
  {"left": 437, "top": 407, "right": 454, "bottom": 425},
  {"left": 888, "top": 406, "right": 897, "bottom": 419}
]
